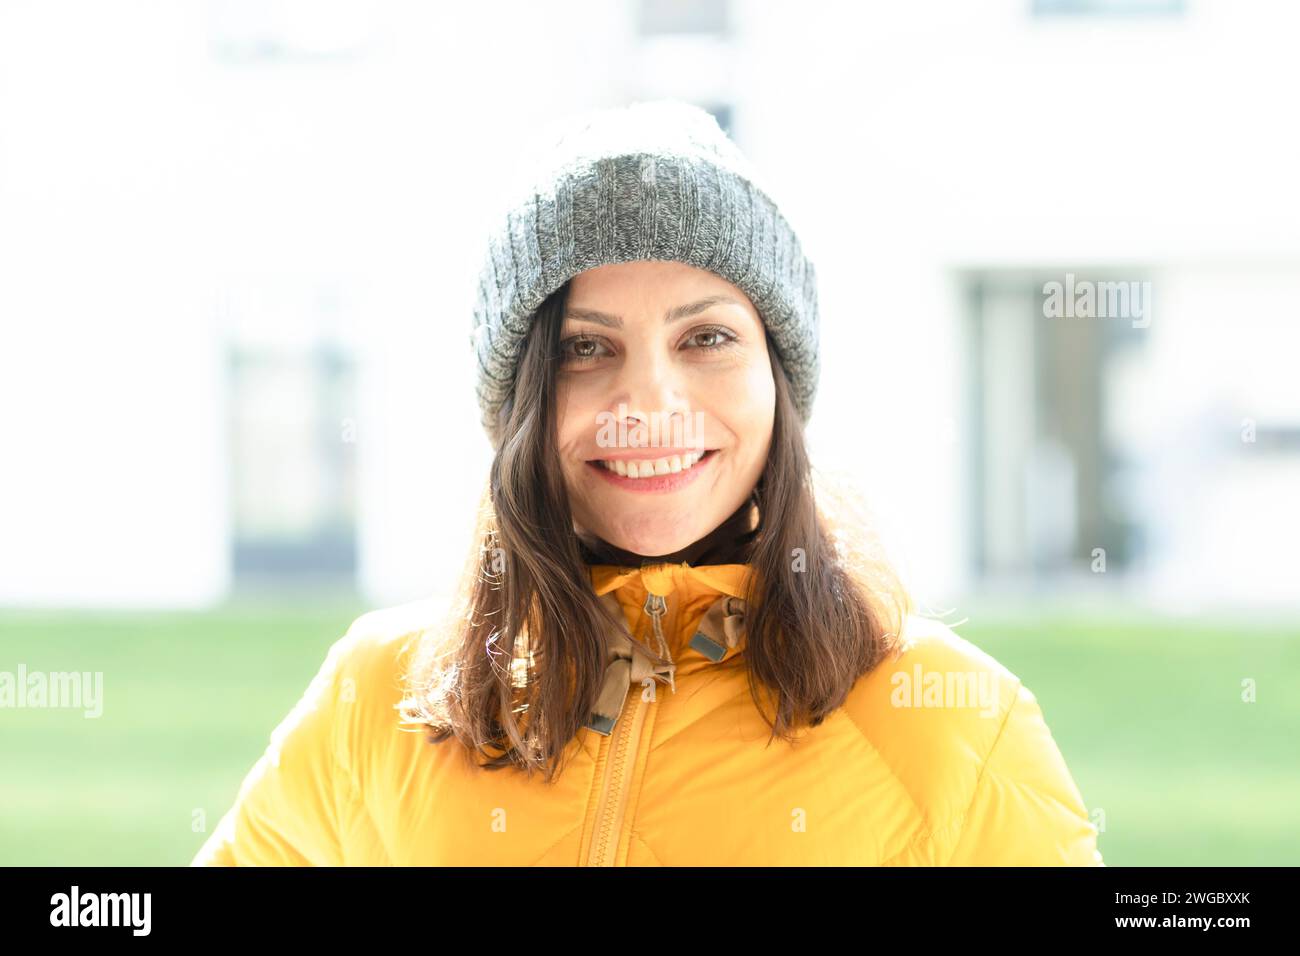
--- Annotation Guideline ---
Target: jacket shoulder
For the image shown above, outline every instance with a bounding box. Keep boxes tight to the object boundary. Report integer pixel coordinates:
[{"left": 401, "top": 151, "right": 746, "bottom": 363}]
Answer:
[
  {"left": 189, "top": 597, "right": 446, "bottom": 867},
  {"left": 841, "top": 614, "right": 1023, "bottom": 822},
  {"left": 337, "top": 598, "right": 446, "bottom": 674},
  {"left": 330, "top": 597, "right": 449, "bottom": 752},
  {"left": 840, "top": 613, "right": 1102, "bottom": 865}
]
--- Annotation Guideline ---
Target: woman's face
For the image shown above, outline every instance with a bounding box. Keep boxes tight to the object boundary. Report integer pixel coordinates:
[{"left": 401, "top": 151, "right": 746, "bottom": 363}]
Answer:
[{"left": 556, "top": 259, "right": 775, "bottom": 559}]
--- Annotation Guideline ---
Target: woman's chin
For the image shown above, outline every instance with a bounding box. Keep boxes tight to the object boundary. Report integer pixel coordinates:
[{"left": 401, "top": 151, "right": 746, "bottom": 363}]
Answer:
[
  {"left": 586, "top": 524, "right": 704, "bottom": 562},
  {"left": 611, "top": 539, "right": 691, "bottom": 561}
]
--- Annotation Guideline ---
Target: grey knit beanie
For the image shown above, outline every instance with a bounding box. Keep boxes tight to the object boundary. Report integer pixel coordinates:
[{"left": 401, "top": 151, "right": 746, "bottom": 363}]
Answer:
[{"left": 470, "top": 99, "right": 820, "bottom": 449}]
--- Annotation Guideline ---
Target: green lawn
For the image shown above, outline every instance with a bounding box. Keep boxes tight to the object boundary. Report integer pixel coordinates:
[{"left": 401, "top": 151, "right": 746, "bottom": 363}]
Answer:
[
  {"left": 1, "top": 600, "right": 1296, "bottom": 865},
  {"left": 0, "top": 600, "right": 369, "bottom": 866},
  {"left": 954, "top": 604, "right": 1300, "bottom": 866}
]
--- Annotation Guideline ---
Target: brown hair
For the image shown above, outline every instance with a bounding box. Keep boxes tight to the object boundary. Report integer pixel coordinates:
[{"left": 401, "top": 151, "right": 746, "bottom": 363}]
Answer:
[{"left": 398, "top": 278, "right": 912, "bottom": 782}]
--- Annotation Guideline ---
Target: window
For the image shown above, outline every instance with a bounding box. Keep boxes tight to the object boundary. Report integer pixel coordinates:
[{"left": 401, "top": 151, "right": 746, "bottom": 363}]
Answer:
[
  {"left": 638, "top": 0, "right": 730, "bottom": 37},
  {"left": 1031, "top": 0, "right": 1185, "bottom": 17},
  {"left": 226, "top": 338, "right": 358, "bottom": 589},
  {"left": 964, "top": 270, "right": 1148, "bottom": 582}
]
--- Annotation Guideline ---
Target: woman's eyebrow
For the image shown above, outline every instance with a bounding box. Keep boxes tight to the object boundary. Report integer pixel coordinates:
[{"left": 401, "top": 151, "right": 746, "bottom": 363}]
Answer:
[{"left": 563, "top": 295, "right": 744, "bottom": 329}]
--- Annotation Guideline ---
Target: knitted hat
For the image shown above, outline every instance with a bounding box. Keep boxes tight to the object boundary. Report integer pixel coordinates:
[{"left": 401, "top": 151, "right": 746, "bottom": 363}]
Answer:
[{"left": 470, "top": 99, "right": 820, "bottom": 449}]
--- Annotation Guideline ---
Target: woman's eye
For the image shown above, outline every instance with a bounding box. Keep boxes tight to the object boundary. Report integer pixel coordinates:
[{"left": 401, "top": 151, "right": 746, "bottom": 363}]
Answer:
[
  {"left": 684, "top": 326, "right": 737, "bottom": 351},
  {"left": 561, "top": 327, "right": 736, "bottom": 365},
  {"left": 560, "top": 335, "right": 609, "bottom": 364}
]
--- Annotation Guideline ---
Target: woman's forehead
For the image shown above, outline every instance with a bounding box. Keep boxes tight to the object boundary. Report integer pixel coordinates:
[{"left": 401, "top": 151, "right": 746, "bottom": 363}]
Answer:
[{"left": 566, "top": 262, "right": 759, "bottom": 323}]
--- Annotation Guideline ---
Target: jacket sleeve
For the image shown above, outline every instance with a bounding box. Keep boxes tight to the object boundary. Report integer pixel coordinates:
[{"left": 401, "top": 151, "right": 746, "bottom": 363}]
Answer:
[
  {"left": 943, "top": 681, "right": 1103, "bottom": 866},
  {"left": 190, "top": 630, "right": 358, "bottom": 866}
]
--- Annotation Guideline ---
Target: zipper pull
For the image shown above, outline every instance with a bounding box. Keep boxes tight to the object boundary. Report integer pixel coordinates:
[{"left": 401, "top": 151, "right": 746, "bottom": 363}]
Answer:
[{"left": 642, "top": 591, "right": 676, "bottom": 694}]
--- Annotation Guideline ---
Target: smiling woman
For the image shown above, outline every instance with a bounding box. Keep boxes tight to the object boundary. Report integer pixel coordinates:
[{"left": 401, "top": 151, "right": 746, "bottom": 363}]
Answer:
[
  {"left": 193, "top": 100, "right": 1103, "bottom": 868},
  {"left": 557, "top": 261, "right": 774, "bottom": 556}
]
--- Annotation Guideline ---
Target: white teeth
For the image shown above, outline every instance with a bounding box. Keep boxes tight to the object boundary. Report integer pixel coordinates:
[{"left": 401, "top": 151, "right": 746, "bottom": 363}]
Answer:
[{"left": 600, "top": 450, "right": 709, "bottom": 479}]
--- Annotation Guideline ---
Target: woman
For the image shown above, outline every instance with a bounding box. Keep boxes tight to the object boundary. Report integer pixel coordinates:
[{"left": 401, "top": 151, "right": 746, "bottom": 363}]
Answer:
[{"left": 192, "top": 100, "right": 1102, "bottom": 867}]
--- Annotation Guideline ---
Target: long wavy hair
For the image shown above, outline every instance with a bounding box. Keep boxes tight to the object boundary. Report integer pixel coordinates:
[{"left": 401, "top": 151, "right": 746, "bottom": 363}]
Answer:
[{"left": 398, "top": 278, "right": 913, "bottom": 782}]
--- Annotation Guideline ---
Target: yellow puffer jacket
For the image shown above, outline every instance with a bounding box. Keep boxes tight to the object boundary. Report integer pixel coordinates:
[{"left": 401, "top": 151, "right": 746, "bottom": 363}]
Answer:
[{"left": 192, "top": 561, "right": 1103, "bottom": 866}]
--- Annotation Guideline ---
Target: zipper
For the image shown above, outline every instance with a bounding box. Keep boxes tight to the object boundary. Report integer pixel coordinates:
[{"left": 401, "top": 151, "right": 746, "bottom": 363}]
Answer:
[
  {"left": 642, "top": 592, "right": 675, "bottom": 693},
  {"left": 585, "top": 589, "right": 672, "bottom": 867}
]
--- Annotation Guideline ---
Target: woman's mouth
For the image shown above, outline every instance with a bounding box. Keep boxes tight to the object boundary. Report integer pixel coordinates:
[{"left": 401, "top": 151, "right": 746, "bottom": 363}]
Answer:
[{"left": 585, "top": 449, "right": 719, "bottom": 493}]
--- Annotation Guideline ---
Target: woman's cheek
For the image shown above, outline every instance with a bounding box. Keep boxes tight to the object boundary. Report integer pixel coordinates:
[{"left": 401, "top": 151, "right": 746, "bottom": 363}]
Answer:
[
  {"left": 724, "top": 351, "right": 776, "bottom": 418},
  {"left": 557, "top": 374, "right": 606, "bottom": 429},
  {"left": 555, "top": 382, "right": 593, "bottom": 444}
]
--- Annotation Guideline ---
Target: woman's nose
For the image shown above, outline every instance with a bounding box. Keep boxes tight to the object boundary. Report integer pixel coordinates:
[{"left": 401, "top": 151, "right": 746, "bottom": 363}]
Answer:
[{"left": 612, "top": 351, "right": 692, "bottom": 431}]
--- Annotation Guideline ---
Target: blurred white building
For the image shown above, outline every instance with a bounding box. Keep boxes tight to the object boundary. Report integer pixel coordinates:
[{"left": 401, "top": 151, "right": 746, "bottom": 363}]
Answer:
[{"left": 1, "top": 0, "right": 1296, "bottom": 612}]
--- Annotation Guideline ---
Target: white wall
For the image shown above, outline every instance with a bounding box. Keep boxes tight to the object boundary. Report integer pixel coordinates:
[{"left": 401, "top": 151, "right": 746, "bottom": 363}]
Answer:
[{"left": 2, "top": 0, "right": 1295, "bottom": 609}]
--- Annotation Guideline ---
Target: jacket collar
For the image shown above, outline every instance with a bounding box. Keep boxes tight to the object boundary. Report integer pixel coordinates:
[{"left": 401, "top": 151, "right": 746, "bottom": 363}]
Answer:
[
  {"left": 582, "top": 561, "right": 757, "bottom": 735},
  {"left": 589, "top": 560, "right": 754, "bottom": 602},
  {"left": 588, "top": 560, "right": 758, "bottom": 669}
]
